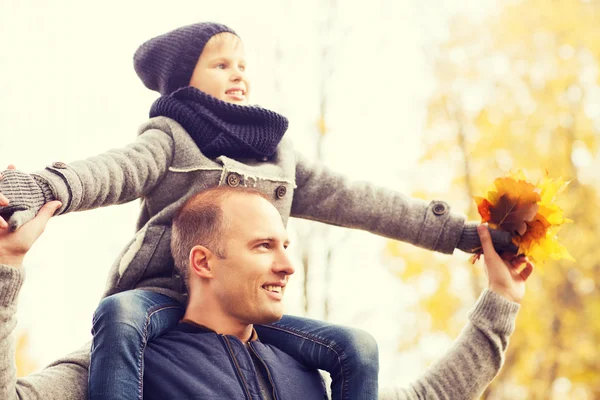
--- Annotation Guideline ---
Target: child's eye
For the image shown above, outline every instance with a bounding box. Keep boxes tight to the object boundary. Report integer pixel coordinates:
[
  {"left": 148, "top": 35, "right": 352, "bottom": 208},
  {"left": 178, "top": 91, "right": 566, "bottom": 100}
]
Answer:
[
  {"left": 239, "top": 65, "right": 246, "bottom": 72},
  {"left": 216, "top": 63, "right": 226, "bottom": 69}
]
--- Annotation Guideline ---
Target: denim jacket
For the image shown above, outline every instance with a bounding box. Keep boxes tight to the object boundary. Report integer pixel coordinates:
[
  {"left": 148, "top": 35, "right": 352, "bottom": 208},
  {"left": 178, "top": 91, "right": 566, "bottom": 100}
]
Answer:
[
  {"left": 34, "top": 116, "right": 465, "bottom": 303},
  {"left": 143, "top": 322, "right": 328, "bottom": 400}
]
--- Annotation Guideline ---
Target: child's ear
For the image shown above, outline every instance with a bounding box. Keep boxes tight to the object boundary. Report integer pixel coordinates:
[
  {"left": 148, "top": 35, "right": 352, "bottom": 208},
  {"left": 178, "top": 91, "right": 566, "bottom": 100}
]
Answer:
[{"left": 189, "top": 245, "right": 213, "bottom": 279}]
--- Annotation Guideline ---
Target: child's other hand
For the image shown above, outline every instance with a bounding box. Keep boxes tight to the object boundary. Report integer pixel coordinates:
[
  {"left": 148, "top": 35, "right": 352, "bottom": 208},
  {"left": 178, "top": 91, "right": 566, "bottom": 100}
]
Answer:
[
  {"left": 0, "top": 165, "right": 55, "bottom": 231},
  {"left": 478, "top": 224, "right": 532, "bottom": 304},
  {"left": 0, "top": 164, "right": 16, "bottom": 230}
]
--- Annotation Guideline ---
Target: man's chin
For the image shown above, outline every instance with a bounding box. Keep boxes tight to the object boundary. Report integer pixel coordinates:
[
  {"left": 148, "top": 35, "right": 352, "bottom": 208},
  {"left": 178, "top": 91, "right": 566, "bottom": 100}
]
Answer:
[{"left": 254, "top": 312, "right": 283, "bottom": 325}]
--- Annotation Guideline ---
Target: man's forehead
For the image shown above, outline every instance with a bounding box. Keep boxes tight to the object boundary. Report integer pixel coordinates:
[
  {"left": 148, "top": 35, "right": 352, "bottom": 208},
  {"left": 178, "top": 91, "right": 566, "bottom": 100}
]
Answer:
[{"left": 222, "top": 194, "right": 287, "bottom": 237}]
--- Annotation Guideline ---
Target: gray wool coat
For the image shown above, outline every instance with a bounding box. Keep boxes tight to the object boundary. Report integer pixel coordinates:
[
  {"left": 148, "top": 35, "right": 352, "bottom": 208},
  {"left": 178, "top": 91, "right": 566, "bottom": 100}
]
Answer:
[{"left": 34, "top": 116, "right": 466, "bottom": 304}]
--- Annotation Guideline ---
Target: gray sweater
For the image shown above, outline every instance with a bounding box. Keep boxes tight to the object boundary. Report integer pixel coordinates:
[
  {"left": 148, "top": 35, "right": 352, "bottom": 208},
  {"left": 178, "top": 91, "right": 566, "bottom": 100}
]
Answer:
[{"left": 0, "top": 264, "right": 520, "bottom": 399}]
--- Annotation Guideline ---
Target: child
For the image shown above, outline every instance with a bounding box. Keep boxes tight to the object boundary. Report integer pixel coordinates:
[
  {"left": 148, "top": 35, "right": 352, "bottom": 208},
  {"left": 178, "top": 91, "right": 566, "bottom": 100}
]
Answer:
[{"left": 0, "top": 22, "right": 514, "bottom": 400}]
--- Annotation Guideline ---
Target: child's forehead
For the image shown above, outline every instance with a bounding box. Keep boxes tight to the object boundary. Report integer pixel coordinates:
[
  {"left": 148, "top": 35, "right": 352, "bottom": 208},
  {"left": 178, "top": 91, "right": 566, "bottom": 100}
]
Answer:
[{"left": 204, "top": 32, "right": 244, "bottom": 53}]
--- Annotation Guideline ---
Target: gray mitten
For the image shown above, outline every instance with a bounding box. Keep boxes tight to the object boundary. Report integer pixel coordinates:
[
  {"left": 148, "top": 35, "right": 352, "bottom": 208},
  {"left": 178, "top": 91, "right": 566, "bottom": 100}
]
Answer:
[
  {"left": 0, "top": 169, "right": 55, "bottom": 230},
  {"left": 457, "top": 221, "right": 519, "bottom": 254}
]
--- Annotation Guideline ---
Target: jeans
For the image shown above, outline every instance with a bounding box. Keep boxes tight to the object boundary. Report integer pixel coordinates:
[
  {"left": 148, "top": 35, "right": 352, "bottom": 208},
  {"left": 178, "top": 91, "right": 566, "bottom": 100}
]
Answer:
[{"left": 89, "top": 289, "right": 379, "bottom": 400}]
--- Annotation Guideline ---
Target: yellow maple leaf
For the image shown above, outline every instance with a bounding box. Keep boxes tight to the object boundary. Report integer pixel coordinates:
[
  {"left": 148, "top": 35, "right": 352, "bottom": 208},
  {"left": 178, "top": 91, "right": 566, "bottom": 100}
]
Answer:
[{"left": 475, "top": 170, "right": 573, "bottom": 266}]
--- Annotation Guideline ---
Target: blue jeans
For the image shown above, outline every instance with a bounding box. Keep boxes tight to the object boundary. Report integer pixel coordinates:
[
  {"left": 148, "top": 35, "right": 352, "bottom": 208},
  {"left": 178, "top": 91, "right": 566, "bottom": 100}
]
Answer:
[{"left": 89, "top": 289, "right": 379, "bottom": 400}]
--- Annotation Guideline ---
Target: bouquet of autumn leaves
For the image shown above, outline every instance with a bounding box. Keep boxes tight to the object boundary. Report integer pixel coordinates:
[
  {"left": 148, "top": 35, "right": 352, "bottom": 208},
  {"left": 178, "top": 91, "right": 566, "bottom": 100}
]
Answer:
[{"left": 473, "top": 171, "right": 574, "bottom": 277}]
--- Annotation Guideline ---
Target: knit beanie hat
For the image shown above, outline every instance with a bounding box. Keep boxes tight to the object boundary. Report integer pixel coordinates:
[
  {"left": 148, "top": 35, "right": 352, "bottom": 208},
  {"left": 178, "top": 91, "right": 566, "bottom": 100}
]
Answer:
[{"left": 134, "top": 22, "right": 237, "bottom": 95}]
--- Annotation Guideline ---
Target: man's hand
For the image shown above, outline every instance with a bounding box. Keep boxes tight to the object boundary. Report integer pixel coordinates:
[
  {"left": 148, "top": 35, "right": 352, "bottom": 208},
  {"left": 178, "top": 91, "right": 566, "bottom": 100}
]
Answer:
[
  {"left": 0, "top": 199, "right": 62, "bottom": 267},
  {"left": 478, "top": 224, "right": 533, "bottom": 304}
]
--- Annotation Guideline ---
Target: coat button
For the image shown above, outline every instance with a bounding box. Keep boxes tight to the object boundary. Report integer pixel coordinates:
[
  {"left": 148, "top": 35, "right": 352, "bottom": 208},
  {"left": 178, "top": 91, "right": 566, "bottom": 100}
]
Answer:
[
  {"left": 52, "top": 161, "right": 67, "bottom": 169},
  {"left": 226, "top": 173, "right": 240, "bottom": 187},
  {"left": 276, "top": 185, "right": 287, "bottom": 199},
  {"left": 432, "top": 202, "right": 448, "bottom": 216}
]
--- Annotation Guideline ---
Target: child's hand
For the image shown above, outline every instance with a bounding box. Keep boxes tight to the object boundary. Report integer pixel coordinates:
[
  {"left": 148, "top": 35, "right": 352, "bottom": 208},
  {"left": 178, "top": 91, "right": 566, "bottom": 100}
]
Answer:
[
  {"left": 458, "top": 222, "right": 518, "bottom": 254},
  {"left": 478, "top": 224, "right": 532, "bottom": 304},
  {"left": 0, "top": 165, "right": 56, "bottom": 231},
  {"left": 0, "top": 164, "right": 16, "bottom": 229},
  {"left": 0, "top": 200, "right": 62, "bottom": 267}
]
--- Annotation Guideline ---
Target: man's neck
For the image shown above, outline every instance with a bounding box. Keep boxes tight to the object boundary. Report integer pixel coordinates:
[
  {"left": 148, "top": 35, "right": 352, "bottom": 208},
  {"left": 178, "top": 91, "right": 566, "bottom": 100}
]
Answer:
[{"left": 183, "top": 302, "right": 254, "bottom": 343}]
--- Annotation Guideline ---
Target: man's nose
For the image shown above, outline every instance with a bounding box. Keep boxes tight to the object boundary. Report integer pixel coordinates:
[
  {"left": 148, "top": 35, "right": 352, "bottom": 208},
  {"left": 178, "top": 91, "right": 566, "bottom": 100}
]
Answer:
[{"left": 274, "top": 249, "right": 295, "bottom": 276}]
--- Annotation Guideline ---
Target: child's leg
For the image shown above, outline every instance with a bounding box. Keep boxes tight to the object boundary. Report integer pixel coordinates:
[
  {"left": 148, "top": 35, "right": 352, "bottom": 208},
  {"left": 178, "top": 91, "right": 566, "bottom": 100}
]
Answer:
[
  {"left": 255, "top": 315, "right": 379, "bottom": 400},
  {"left": 88, "top": 289, "right": 184, "bottom": 400}
]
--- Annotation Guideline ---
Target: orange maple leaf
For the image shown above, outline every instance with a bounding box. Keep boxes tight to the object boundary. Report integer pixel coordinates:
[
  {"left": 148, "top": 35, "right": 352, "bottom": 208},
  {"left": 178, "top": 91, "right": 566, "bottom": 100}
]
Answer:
[
  {"left": 474, "top": 177, "right": 540, "bottom": 235},
  {"left": 474, "top": 171, "right": 573, "bottom": 266}
]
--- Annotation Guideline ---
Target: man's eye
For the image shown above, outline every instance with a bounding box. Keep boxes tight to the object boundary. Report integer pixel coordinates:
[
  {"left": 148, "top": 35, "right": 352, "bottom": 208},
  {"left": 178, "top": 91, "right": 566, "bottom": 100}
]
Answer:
[{"left": 259, "top": 243, "right": 271, "bottom": 249}]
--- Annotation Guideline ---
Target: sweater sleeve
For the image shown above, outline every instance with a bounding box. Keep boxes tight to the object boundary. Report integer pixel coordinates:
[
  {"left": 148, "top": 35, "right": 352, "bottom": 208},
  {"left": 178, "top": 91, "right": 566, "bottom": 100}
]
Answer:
[
  {"left": 32, "top": 129, "right": 174, "bottom": 215},
  {"left": 291, "top": 152, "right": 466, "bottom": 254},
  {"left": 0, "top": 264, "right": 90, "bottom": 400},
  {"left": 379, "top": 290, "right": 520, "bottom": 400}
]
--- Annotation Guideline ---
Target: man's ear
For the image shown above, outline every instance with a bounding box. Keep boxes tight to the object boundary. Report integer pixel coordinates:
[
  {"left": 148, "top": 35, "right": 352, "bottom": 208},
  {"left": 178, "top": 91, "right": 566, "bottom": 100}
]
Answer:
[{"left": 189, "top": 245, "right": 214, "bottom": 279}]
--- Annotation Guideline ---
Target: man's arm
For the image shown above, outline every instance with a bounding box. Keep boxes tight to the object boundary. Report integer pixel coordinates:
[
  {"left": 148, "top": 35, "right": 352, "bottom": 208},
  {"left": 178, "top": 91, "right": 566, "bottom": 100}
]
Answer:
[
  {"left": 379, "top": 226, "right": 531, "bottom": 400},
  {"left": 0, "top": 200, "right": 89, "bottom": 400}
]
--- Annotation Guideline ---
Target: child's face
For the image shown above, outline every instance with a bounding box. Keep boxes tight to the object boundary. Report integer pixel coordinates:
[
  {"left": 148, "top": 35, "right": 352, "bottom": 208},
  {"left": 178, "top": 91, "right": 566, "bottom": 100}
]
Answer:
[{"left": 189, "top": 33, "right": 249, "bottom": 105}]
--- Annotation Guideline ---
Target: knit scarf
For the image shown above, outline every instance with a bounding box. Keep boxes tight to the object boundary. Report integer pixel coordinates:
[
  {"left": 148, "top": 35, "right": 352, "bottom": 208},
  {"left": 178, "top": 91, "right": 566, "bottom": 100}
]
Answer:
[{"left": 149, "top": 87, "right": 289, "bottom": 159}]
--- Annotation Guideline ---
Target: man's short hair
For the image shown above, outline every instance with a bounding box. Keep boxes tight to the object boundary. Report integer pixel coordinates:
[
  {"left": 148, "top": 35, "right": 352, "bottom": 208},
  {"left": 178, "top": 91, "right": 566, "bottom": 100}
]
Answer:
[{"left": 171, "top": 186, "right": 271, "bottom": 289}]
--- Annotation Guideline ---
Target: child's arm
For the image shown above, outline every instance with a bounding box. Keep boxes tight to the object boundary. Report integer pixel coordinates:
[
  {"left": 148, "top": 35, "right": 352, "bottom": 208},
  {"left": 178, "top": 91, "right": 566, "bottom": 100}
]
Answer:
[
  {"left": 291, "top": 152, "right": 513, "bottom": 254},
  {"left": 0, "top": 128, "right": 174, "bottom": 230}
]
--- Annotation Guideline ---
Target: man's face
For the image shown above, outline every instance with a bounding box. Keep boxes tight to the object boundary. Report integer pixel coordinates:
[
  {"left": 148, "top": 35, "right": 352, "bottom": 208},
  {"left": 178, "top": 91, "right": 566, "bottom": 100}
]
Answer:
[
  {"left": 210, "top": 195, "right": 294, "bottom": 325},
  {"left": 189, "top": 32, "right": 250, "bottom": 105}
]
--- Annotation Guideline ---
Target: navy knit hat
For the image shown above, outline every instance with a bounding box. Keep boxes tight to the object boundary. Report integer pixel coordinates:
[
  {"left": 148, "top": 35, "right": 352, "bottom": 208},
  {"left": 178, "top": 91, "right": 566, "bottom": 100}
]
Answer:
[{"left": 134, "top": 22, "right": 237, "bottom": 95}]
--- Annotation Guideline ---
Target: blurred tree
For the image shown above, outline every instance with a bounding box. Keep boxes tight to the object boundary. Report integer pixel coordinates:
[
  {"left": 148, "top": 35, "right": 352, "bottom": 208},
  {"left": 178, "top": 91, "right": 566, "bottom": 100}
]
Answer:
[
  {"left": 387, "top": 0, "right": 600, "bottom": 398},
  {"left": 289, "top": 0, "right": 348, "bottom": 319},
  {"left": 16, "top": 331, "right": 38, "bottom": 377}
]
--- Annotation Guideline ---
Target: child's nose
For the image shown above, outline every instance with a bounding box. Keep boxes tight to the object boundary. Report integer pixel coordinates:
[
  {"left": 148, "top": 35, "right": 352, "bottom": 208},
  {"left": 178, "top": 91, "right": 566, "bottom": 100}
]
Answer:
[{"left": 230, "top": 69, "right": 245, "bottom": 82}]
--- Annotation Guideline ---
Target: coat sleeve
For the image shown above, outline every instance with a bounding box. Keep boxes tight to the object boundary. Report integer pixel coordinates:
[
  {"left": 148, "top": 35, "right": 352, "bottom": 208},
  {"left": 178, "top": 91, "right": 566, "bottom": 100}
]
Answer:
[
  {"left": 0, "top": 265, "right": 90, "bottom": 400},
  {"left": 291, "top": 152, "right": 466, "bottom": 254},
  {"left": 378, "top": 290, "right": 520, "bottom": 400},
  {"left": 33, "top": 129, "right": 174, "bottom": 215}
]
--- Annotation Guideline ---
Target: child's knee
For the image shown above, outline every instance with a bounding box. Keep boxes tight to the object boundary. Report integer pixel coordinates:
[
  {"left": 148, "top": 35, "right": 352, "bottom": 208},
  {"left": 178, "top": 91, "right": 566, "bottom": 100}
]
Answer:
[
  {"left": 336, "top": 327, "right": 379, "bottom": 368},
  {"left": 94, "top": 291, "right": 150, "bottom": 325}
]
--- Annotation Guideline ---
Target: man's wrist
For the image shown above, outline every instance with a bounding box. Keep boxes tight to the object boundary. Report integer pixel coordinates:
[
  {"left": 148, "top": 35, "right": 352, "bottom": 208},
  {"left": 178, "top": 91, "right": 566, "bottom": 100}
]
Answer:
[
  {"left": 489, "top": 284, "right": 520, "bottom": 304},
  {"left": 0, "top": 264, "right": 26, "bottom": 305},
  {"left": 469, "top": 289, "right": 520, "bottom": 336},
  {"left": 0, "top": 255, "right": 24, "bottom": 267}
]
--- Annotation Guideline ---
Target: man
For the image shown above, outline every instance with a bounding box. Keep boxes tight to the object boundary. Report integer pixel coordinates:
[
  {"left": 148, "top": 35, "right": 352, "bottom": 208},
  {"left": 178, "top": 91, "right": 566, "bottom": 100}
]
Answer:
[{"left": 0, "top": 187, "right": 529, "bottom": 399}]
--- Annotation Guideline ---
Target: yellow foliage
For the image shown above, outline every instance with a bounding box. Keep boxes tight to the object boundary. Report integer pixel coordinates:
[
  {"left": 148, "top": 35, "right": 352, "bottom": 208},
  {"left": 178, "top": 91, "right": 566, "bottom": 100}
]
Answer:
[
  {"left": 15, "top": 331, "right": 37, "bottom": 377},
  {"left": 400, "top": 0, "right": 600, "bottom": 397},
  {"left": 316, "top": 116, "right": 328, "bottom": 136}
]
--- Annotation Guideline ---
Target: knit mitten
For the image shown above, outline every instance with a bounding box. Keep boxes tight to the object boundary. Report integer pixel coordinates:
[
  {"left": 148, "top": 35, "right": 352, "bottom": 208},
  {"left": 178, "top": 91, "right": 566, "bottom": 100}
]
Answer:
[
  {"left": 0, "top": 169, "right": 55, "bottom": 231},
  {"left": 457, "top": 221, "right": 518, "bottom": 254}
]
